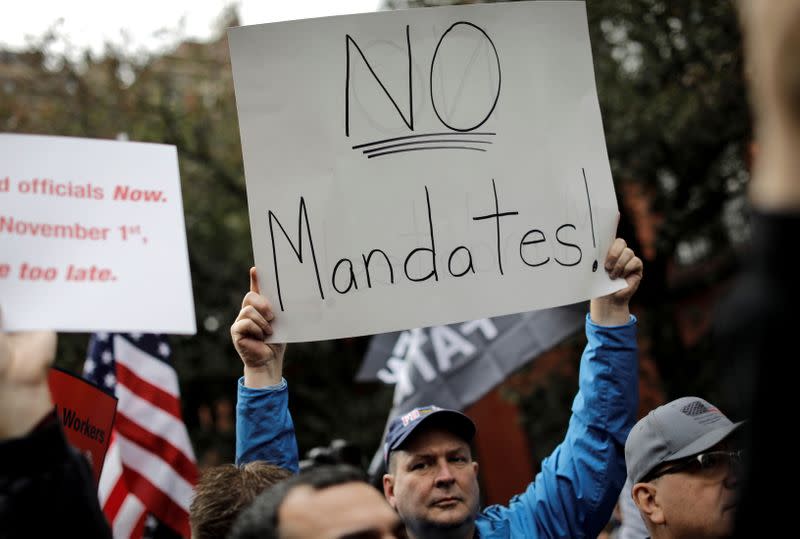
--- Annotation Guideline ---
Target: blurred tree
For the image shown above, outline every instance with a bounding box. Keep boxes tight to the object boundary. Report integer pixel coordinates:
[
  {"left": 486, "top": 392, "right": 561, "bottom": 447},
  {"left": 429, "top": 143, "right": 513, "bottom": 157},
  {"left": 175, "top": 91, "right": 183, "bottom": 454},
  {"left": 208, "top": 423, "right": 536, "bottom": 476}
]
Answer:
[
  {"left": 0, "top": 8, "right": 393, "bottom": 461},
  {"left": 385, "top": 0, "right": 752, "bottom": 460}
]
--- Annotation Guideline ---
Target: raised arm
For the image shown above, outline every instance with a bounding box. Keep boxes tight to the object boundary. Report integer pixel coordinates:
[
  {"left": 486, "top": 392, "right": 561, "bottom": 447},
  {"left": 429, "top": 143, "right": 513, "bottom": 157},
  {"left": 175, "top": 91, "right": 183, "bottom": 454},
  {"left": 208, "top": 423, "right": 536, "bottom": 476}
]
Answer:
[
  {"left": 232, "top": 268, "right": 299, "bottom": 472},
  {"left": 480, "top": 238, "right": 642, "bottom": 538},
  {"left": 0, "top": 316, "right": 56, "bottom": 440},
  {"left": 0, "top": 311, "right": 111, "bottom": 538}
]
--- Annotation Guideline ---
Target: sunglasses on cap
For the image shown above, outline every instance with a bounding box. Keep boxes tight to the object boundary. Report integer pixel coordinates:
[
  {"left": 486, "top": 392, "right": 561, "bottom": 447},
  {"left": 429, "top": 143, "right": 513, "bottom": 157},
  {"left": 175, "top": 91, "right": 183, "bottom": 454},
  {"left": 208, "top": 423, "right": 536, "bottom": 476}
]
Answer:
[{"left": 642, "top": 450, "right": 744, "bottom": 483}]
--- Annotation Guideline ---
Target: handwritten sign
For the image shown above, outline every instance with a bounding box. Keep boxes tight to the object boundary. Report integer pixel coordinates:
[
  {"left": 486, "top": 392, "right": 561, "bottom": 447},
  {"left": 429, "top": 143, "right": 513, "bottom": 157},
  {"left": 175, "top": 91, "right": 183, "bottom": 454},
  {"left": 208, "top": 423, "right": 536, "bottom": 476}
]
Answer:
[
  {"left": 48, "top": 367, "right": 118, "bottom": 486},
  {"left": 0, "top": 134, "right": 196, "bottom": 333},
  {"left": 229, "top": 0, "right": 622, "bottom": 342}
]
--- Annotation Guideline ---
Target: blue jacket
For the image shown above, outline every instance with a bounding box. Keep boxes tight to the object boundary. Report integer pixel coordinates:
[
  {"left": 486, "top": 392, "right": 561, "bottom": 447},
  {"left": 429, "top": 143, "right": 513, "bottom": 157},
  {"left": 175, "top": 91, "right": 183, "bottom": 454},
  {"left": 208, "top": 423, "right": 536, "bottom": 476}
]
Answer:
[
  {"left": 235, "top": 377, "right": 299, "bottom": 473},
  {"left": 236, "top": 314, "right": 638, "bottom": 538}
]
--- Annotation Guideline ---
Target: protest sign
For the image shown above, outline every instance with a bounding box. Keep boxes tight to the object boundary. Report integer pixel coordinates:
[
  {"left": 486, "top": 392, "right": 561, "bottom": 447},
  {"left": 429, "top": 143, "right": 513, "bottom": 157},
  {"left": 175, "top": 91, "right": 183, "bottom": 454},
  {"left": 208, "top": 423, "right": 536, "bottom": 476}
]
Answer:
[
  {"left": 229, "top": 0, "right": 622, "bottom": 342},
  {"left": 0, "top": 134, "right": 196, "bottom": 333},
  {"left": 48, "top": 367, "right": 118, "bottom": 485}
]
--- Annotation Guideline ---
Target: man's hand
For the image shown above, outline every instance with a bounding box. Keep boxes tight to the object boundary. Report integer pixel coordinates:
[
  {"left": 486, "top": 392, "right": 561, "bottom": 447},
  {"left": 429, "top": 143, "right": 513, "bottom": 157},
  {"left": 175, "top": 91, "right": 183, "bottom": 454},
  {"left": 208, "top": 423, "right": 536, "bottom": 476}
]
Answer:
[
  {"left": 590, "top": 238, "right": 643, "bottom": 326},
  {"left": 231, "top": 267, "right": 287, "bottom": 388},
  {"left": 0, "top": 309, "right": 57, "bottom": 439}
]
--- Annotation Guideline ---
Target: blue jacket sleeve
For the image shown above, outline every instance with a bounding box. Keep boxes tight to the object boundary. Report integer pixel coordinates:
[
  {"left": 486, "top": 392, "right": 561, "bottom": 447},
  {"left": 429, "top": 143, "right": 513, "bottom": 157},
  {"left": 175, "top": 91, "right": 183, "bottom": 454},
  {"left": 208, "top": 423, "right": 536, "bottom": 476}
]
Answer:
[
  {"left": 477, "top": 314, "right": 638, "bottom": 538},
  {"left": 235, "top": 377, "right": 300, "bottom": 473}
]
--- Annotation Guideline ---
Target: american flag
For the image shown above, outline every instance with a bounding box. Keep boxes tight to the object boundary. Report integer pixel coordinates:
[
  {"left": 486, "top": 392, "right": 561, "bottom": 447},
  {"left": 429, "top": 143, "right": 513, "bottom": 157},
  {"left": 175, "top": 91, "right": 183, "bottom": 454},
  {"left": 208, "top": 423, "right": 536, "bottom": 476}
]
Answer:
[{"left": 84, "top": 333, "right": 198, "bottom": 538}]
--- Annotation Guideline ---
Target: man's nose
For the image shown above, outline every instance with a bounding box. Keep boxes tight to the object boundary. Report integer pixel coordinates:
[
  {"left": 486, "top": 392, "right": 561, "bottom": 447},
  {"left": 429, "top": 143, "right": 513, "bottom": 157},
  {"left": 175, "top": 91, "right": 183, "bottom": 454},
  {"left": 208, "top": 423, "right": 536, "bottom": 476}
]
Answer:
[
  {"left": 723, "top": 460, "right": 741, "bottom": 490},
  {"left": 434, "top": 461, "right": 456, "bottom": 487}
]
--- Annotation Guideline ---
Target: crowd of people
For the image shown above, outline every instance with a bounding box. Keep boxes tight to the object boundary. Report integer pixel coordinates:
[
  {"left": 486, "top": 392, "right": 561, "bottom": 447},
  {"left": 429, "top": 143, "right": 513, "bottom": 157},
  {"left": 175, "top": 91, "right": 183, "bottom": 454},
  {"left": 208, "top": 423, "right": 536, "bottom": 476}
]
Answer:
[{"left": 2, "top": 0, "right": 797, "bottom": 537}]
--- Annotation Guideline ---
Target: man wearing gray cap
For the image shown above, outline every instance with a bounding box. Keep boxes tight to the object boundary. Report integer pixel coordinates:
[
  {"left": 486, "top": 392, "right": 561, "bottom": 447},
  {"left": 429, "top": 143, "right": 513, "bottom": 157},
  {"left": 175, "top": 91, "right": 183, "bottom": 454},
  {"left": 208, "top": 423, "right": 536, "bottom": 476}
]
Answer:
[{"left": 625, "top": 397, "right": 743, "bottom": 539}]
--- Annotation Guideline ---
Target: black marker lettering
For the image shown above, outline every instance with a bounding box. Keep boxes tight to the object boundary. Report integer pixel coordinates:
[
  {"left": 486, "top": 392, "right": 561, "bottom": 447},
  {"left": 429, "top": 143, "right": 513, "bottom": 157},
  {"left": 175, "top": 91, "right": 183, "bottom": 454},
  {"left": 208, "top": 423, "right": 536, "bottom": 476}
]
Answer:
[
  {"left": 472, "top": 179, "right": 518, "bottom": 275},
  {"left": 332, "top": 258, "right": 358, "bottom": 294},
  {"left": 404, "top": 186, "right": 438, "bottom": 282},
  {"left": 362, "top": 249, "right": 394, "bottom": 288},
  {"left": 555, "top": 224, "right": 582, "bottom": 267},
  {"left": 345, "top": 25, "right": 413, "bottom": 137},
  {"left": 268, "top": 197, "right": 324, "bottom": 311},
  {"left": 430, "top": 22, "right": 501, "bottom": 132},
  {"left": 582, "top": 168, "right": 598, "bottom": 272},
  {"left": 519, "top": 229, "right": 550, "bottom": 267},
  {"left": 447, "top": 245, "right": 475, "bottom": 277}
]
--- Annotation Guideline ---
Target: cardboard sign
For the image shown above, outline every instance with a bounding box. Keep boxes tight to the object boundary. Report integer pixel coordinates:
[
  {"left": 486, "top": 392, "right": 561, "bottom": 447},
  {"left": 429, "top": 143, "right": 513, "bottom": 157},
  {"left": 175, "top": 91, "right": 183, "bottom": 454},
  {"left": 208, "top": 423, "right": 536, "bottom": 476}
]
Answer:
[
  {"left": 229, "top": 1, "right": 623, "bottom": 342},
  {"left": 48, "top": 367, "right": 118, "bottom": 486},
  {"left": 0, "top": 134, "right": 196, "bottom": 334}
]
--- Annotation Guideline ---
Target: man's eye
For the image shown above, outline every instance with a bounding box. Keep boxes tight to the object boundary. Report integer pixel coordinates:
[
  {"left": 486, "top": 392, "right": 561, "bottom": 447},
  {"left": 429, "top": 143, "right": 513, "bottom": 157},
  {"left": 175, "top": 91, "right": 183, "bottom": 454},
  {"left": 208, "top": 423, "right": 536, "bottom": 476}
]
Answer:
[
  {"left": 411, "top": 462, "right": 426, "bottom": 471},
  {"left": 698, "top": 453, "right": 725, "bottom": 470},
  {"left": 698, "top": 455, "right": 716, "bottom": 469}
]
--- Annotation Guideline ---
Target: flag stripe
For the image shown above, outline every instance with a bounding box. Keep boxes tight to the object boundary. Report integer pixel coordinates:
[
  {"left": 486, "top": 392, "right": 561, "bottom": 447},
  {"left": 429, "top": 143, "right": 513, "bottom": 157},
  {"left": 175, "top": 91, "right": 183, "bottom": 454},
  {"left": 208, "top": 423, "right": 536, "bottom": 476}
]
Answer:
[
  {"left": 122, "top": 465, "right": 191, "bottom": 538},
  {"left": 113, "top": 335, "right": 179, "bottom": 397},
  {"left": 115, "top": 413, "right": 198, "bottom": 485},
  {"left": 98, "top": 437, "right": 122, "bottom": 505},
  {"left": 116, "top": 361, "right": 183, "bottom": 419},
  {"left": 117, "top": 435, "right": 194, "bottom": 512},
  {"left": 103, "top": 479, "right": 130, "bottom": 524},
  {"left": 131, "top": 510, "right": 149, "bottom": 539},
  {"left": 113, "top": 495, "right": 146, "bottom": 539},
  {"left": 116, "top": 384, "right": 195, "bottom": 460}
]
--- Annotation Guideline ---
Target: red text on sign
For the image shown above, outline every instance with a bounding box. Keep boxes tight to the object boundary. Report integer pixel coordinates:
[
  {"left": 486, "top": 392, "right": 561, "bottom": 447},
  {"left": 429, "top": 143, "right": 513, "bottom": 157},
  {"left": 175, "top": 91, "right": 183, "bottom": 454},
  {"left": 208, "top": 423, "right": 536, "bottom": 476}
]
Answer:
[{"left": 66, "top": 264, "right": 114, "bottom": 282}]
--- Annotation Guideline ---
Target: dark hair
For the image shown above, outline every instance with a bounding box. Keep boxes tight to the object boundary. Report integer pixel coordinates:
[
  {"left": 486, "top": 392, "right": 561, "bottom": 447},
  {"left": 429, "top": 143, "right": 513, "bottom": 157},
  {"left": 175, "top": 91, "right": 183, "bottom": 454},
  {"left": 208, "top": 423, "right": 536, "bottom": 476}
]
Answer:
[
  {"left": 189, "top": 461, "right": 292, "bottom": 539},
  {"left": 228, "top": 464, "right": 367, "bottom": 539},
  {"left": 300, "top": 438, "right": 363, "bottom": 470}
]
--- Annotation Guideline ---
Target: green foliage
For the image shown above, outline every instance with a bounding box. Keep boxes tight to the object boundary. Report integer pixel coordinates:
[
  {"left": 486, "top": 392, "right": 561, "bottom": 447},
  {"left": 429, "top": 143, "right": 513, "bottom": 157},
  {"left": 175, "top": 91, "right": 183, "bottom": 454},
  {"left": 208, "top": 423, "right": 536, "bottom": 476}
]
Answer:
[{"left": 587, "top": 0, "right": 750, "bottom": 408}]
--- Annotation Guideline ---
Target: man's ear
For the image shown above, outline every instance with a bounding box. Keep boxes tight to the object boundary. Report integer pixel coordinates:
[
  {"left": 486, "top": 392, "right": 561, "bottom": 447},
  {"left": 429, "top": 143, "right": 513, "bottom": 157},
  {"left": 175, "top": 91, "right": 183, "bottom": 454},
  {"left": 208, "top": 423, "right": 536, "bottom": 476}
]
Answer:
[
  {"left": 632, "top": 482, "right": 665, "bottom": 525},
  {"left": 472, "top": 461, "right": 479, "bottom": 475},
  {"left": 383, "top": 473, "right": 397, "bottom": 509}
]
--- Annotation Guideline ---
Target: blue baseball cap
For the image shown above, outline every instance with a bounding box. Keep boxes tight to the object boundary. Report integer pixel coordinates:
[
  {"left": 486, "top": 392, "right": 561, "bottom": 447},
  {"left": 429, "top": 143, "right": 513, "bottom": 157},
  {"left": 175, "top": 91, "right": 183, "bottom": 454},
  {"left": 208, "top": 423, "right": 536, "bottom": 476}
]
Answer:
[{"left": 383, "top": 405, "right": 476, "bottom": 467}]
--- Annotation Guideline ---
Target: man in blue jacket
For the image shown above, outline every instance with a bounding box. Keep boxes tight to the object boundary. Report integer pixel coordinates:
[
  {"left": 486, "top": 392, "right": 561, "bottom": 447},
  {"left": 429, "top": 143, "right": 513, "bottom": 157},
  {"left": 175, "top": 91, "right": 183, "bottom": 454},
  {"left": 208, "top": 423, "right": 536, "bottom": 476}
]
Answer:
[
  {"left": 230, "top": 267, "right": 300, "bottom": 473},
  {"left": 231, "top": 237, "right": 642, "bottom": 538}
]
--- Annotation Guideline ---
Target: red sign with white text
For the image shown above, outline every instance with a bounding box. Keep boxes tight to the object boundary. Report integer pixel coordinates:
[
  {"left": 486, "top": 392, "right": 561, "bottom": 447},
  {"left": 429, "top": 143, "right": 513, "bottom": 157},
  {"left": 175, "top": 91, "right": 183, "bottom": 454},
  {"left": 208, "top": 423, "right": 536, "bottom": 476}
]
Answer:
[{"left": 48, "top": 367, "right": 117, "bottom": 485}]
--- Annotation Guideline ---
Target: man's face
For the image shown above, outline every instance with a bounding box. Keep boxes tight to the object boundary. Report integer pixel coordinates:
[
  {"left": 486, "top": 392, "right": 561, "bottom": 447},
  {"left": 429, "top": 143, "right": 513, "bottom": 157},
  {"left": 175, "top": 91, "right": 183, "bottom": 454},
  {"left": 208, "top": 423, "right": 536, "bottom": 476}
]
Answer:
[
  {"left": 636, "top": 444, "right": 741, "bottom": 538},
  {"left": 278, "top": 481, "right": 406, "bottom": 538},
  {"left": 383, "top": 427, "right": 480, "bottom": 536}
]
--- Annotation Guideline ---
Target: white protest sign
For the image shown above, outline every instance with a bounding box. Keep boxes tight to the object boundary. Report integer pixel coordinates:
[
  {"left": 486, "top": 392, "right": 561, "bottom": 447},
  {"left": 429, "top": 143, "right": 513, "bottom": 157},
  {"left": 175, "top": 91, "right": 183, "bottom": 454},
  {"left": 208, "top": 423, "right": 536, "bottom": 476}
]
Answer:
[
  {"left": 229, "top": 0, "right": 623, "bottom": 342},
  {"left": 0, "top": 134, "right": 196, "bottom": 334}
]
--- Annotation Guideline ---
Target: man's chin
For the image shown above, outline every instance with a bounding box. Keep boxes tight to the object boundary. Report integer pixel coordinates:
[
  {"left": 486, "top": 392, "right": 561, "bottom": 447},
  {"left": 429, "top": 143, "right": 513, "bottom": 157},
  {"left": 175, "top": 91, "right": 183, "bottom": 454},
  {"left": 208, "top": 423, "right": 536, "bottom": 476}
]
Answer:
[
  {"left": 424, "top": 508, "right": 472, "bottom": 529},
  {"left": 720, "top": 507, "right": 738, "bottom": 535}
]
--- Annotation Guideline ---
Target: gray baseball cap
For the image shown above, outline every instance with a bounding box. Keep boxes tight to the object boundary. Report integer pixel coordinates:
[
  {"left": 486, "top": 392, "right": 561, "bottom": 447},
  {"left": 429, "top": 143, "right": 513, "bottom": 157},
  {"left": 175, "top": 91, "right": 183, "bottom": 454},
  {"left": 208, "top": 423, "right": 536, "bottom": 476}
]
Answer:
[{"left": 625, "top": 396, "right": 743, "bottom": 483}]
